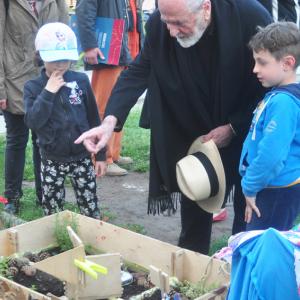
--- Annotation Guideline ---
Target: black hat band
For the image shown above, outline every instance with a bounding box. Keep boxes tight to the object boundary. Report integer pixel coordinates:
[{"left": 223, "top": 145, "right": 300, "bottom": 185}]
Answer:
[{"left": 192, "top": 152, "right": 219, "bottom": 197}]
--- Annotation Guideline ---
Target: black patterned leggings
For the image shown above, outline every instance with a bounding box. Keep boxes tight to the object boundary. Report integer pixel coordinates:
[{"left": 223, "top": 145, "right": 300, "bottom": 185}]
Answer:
[{"left": 41, "top": 157, "right": 100, "bottom": 219}]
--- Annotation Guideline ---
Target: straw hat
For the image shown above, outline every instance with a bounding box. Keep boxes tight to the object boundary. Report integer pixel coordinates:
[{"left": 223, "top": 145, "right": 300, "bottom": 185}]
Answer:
[{"left": 176, "top": 139, "right": 226, "bottom": 213}]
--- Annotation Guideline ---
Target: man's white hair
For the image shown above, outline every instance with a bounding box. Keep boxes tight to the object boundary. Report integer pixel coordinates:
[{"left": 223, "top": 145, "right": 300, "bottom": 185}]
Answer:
[{"left": 186, "top": 0, "right": 205, "bottom": 12}]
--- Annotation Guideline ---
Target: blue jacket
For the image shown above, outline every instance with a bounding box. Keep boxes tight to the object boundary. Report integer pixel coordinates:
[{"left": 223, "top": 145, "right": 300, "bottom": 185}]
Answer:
[
  {"left": 239, "top": 83, "right": 300, "bottom": 197},
  {"left": 24, "top": 69, "right": 106, "bottom": 163},
  {"left": 227, "top": 228, "right": 300, "bottom": 300}
]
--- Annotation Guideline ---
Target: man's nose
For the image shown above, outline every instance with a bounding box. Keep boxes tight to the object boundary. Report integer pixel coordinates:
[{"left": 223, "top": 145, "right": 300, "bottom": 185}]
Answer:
[{"left": 167, "top": 24, "right": 179, "bottom": 37}]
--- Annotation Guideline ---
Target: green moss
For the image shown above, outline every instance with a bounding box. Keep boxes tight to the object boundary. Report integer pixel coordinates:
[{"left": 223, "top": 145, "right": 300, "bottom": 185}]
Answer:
[{"left": 54, "top": 213, "right": 79, "bottom": 252}]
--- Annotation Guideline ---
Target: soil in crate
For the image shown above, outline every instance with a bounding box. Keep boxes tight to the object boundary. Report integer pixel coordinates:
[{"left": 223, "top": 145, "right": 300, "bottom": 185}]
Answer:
[
  {"left": 13, "top": 269, "right": 65, "bottom": 296},
  {"left": 5, "top": 249, "right": 65, "bottom": 297},
  {"left": 122, "top": 281, "right": 161, "bottom": 300}
]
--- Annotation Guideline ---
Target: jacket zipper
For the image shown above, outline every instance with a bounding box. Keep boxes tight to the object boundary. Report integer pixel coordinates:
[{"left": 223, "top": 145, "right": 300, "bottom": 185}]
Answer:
[
  {"left": 59, "top": 95, "right": 72, "bottom": 157},
  {"left": 124, "top": 0, "right": 130, "bottom": 30}
]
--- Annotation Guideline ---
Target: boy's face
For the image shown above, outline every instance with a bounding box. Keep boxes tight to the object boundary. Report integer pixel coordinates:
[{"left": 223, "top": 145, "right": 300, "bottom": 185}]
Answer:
[
  {"left": 253, "top": 50, "right": 294, "bottom": 88},
  {"left": 44, "top": 60, "right": 71, "bottom": 77}
]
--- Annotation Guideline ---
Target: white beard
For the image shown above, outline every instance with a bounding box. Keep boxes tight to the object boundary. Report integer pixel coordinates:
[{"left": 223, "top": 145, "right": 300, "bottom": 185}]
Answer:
[
  {"left": 176, "top": 15, "right": 208, "bottom": 48},
  {"left": 176, "top": 28, "right": 205, "bottom": 48}
]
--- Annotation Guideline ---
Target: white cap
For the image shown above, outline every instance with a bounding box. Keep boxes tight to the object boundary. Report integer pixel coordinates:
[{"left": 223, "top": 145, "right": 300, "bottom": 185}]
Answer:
[{"left": 35, "top": 22, "right": 79, "bottom": 62}]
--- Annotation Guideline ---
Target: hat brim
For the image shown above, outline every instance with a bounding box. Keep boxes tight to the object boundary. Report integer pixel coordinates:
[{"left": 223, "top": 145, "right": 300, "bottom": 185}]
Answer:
[
  {"left": 186, "top": 139, "right": 226, "bottom": 213},
  {"left": 39, "top": 49, "right": 79, "bottom": 62}
]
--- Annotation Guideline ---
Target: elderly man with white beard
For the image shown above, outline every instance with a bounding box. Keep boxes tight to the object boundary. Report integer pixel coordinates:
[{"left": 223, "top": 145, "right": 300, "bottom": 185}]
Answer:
[{"left": 75, "top": 0, "right": 272, "bottom": 254}]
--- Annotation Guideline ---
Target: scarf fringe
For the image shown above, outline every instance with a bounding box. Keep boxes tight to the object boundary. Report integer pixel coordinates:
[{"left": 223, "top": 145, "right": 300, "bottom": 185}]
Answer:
[
  {"left": 226, "top": 185, "right": 235, "bottom": 203},
  {"left": 147, "top": 192, "right": 180, "bottom": 216}
]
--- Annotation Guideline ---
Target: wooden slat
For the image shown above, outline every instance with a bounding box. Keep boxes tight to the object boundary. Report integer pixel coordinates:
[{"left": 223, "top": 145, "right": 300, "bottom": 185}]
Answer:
[
  {"left": 67, "top": 226, "right": 83, "bottom": 248},
  {"left": 34, "top": 245, "right": 85, "bottom": 285}
]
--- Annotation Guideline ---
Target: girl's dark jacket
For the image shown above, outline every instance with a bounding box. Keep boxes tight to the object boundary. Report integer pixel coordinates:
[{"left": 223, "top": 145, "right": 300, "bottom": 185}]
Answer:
[
  {"left": 24, "top": 69, "right": 106, "bottom": 163},
  {"left": 75, "top": 0, "right": 144, "bottom": 69},
  {"left": 105, "top": 0, "right": 272, "bottom": 213}
]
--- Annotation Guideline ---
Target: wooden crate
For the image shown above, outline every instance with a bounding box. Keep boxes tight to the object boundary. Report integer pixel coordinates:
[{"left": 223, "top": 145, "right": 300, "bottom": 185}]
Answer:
[{"left": 0, "top": 211, "right": 230, "bottom": 299}]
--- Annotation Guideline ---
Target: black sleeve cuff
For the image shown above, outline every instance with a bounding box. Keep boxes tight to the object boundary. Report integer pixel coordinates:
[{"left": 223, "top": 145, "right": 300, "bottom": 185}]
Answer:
[{"left": 95, "top": 147, "right": 106, "bottom": 161}]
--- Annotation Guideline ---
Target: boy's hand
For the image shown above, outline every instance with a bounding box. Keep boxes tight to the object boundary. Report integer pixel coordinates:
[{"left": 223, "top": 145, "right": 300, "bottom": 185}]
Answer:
[
  {"left": 244, "top": 196, "right": 261, "bottom": 223},
  {"left": 45, "top": 71, "right": 65, "bottom": 93},
  {"left": 94, "top": 161, "right": 107, "bottom": 177}
]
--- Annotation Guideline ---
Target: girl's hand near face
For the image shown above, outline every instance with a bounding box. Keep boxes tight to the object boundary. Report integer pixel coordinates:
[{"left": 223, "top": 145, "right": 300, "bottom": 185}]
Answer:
[{"left": 45, "top": 71, "right": 65, "bottom": 93}]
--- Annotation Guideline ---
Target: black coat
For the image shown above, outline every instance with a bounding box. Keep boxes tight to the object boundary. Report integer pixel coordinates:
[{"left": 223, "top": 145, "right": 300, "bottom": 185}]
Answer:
[{"left": 105, "top": 0, "right": 272, "bottom": 213}]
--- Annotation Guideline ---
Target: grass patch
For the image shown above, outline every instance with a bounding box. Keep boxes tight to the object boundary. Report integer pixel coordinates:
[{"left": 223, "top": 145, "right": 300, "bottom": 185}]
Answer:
[
  {"left": 18, "top": 188, "right": 43, "bottom": 221},
  {"left": 24, "top": 140, "right": 35, "bottom": 181},
  {"left": 209, "top": 235, "right": 229, "bottom": 256},
  {"left": 122, "top": 105, "right": 150, "bottom": 172}
]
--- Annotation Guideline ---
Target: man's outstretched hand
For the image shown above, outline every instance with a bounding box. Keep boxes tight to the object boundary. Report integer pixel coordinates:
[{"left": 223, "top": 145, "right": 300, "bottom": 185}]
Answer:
[{"left": 75, "top": 116, "right": 117, "bottom": 154}]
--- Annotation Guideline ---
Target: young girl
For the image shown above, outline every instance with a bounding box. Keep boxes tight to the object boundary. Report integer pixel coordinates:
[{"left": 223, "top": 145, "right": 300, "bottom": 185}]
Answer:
[{"left": 24, "top": 22, "right": 106, "bottom": 218}]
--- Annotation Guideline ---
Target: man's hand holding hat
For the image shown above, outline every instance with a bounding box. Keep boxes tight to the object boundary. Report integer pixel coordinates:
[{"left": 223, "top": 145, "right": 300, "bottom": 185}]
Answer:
[{"left": 201, "top": 124, "right": 234, "bottom": 148}]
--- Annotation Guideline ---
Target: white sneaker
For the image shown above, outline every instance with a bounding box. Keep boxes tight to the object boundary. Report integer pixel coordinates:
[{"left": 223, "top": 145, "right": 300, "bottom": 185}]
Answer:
[
  {"left": 115, "top": 156, "right": 133, "bottom": 165},
  {"left": 106, "top": 163, "right": 128, "bottom": 176}
]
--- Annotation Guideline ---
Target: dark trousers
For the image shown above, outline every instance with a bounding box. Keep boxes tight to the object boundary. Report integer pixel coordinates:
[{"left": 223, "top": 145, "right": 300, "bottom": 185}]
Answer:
[
  {"left": 246, "top": 184, "right": 300, "bottom": 231},
  {"left": 178, "top": 195, "right": 212, "bottom": 255},
  {"left": 232, "top": 183, "right": 246, "bottom": 234},
  {"left": 3, "top": 111, "right": 42, "bottom": 202}
]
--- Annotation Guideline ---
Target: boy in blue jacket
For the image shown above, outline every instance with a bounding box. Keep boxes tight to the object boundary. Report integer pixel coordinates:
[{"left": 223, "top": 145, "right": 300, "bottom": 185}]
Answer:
[
  {"left": 240, "top": 21, "right": 300, "bottom": 231},
  {"left": 24, "top": 23, "right": 106, "bottom": 218}
]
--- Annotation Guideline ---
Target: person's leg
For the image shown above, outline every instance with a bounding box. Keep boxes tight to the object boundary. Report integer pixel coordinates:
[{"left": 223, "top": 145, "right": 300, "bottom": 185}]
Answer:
[
  {"left": 178, "top": 195, "right": 213, "bottom": 254},
  {"left": 41, "top": 159, "right": 66, "bottom": 215},
  {"left": 91, "top": 68, "right": 124, "bottom": 163},
  {"left": 246, "top": 184, "right": 300, "bottom": 231},
  {"left": 31, "top": 131, "right": 42, "bottom": 205},
  {"left": 232, "top": 183, "right": 246, "bottom": 234},
  {"left": 69, "top": 157, "right": 100, "bottom": 219},
  {"left": 3, "top": 111, "right": 29, "bottom": 213}
]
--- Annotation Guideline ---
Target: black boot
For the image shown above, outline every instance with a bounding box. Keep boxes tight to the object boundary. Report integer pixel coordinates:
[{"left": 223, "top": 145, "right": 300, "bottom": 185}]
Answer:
[{"left": 4, "top": 197, "right": 20, "bottom": 214}]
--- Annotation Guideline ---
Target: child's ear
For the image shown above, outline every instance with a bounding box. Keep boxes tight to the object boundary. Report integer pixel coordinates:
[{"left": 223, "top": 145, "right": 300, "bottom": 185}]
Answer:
[{"left": 283, "top": 55, "right": 296, "bottom": 71}]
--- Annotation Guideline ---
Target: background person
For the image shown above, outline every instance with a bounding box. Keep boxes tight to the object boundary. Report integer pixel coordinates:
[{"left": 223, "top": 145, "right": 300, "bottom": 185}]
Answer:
[
  {"left": 0, "top": 0, "right": 69, "bottom": 214},
  {"left": 258, "top": 0, "right": 300, "bottom": 24},
  {"left": 24, "top": 22, "right": 106, "bottom": 218},
  {"left": 142, "top": 0, "right": 156, "bottom": 22},
  {"left": 75, "top": 0, "right": 144, "bottom": 176},
  {"left": 76, "top": 0, "right": 272, "bottom": 254},
  {"left": 240, "top": 22, "right": 300, "bottom": 230}
]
